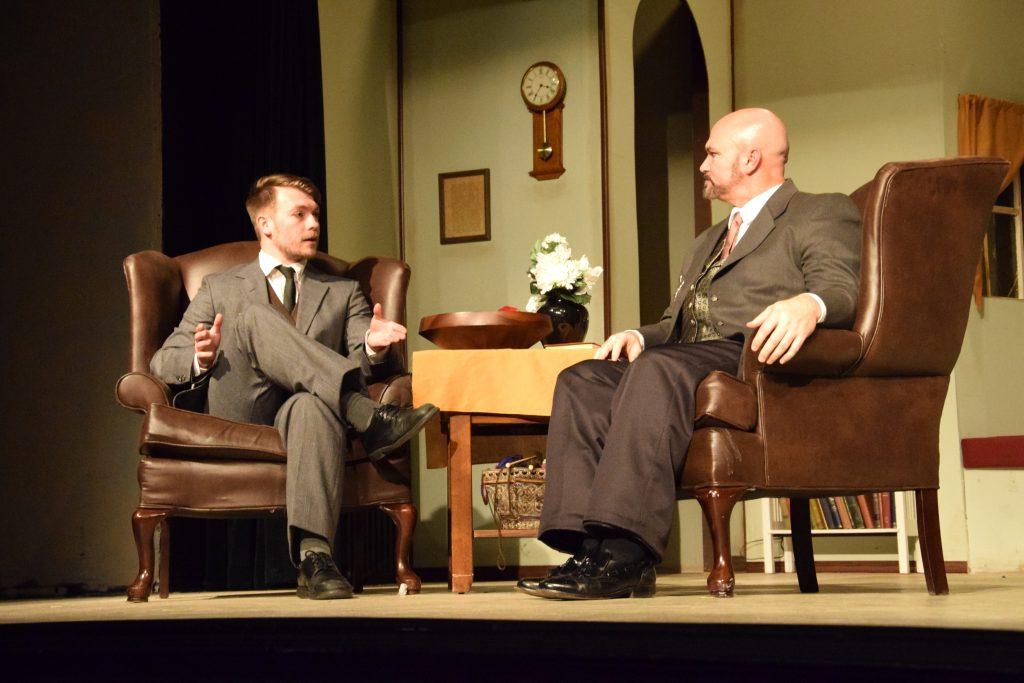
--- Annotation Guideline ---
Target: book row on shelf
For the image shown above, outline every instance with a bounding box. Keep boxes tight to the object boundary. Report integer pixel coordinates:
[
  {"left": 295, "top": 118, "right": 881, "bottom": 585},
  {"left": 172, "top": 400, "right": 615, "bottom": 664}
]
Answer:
[{"left": 777, "top": 493, "right": 897, "bottom": 530}]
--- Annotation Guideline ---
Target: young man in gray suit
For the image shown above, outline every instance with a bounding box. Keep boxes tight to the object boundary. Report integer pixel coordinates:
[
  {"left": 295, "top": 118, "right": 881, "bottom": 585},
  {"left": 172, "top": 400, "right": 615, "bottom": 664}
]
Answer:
[
  {"left": 151, "top": 174, "right": 437, "bottom": 600},
  {"left": 520, "top": 109, "right": 862, "bottom": 600}
]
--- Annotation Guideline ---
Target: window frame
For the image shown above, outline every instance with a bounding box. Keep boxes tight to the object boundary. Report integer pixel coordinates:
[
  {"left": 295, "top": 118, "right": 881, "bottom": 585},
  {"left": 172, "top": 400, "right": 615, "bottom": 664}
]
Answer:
[{"left": 984, "top": 170, "right": 1024, "bottom": 299}]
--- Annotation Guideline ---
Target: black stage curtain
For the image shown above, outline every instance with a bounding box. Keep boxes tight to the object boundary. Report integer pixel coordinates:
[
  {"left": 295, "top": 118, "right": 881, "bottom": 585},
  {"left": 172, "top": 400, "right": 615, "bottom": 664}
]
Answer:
[
  {"left": 159, "top": 0, "right": 327, "bottom": 592},
  {"left": 161, "top": 0, "right": 328, "bottom": 257}
]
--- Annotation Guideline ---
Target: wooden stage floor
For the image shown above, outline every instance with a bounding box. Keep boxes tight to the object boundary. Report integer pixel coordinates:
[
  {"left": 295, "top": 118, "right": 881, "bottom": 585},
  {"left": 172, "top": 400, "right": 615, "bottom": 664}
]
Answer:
[
  {"left": 3, "top": 572, "right": 1024, "bottom": 630},
  {"left": 3, "top": 573, "right": 1023, "bottom": 679}
]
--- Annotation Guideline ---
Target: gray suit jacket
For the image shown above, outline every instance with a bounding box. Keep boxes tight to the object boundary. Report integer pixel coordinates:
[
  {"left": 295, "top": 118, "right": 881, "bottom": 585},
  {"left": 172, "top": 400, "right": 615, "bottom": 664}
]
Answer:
[
  {"left": 150, "top": 259, "right": 380, "bottom": 388},
  {"left": 637, "top": 180, "right": 861, "bottom": 346}
]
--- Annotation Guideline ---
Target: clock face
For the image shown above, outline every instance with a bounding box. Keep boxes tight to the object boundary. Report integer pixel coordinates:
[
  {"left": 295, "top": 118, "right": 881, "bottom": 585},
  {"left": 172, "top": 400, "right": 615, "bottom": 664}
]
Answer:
[{"left": 521, "top": 62, "right": 565, "bottom": 110}]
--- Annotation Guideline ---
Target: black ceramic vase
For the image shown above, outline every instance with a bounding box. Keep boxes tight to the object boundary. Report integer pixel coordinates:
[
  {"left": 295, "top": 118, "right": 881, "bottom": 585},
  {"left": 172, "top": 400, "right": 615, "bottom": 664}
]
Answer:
[{"left": 539, "top": 297, "right": 589, "bottom": 345}]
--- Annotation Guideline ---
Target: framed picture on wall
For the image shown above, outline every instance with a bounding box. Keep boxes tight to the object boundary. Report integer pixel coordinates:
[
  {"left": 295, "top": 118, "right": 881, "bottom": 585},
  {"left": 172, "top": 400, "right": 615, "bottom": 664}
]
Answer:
[{"left": 438, "top": 168, "right": 490, "bottom": 244}]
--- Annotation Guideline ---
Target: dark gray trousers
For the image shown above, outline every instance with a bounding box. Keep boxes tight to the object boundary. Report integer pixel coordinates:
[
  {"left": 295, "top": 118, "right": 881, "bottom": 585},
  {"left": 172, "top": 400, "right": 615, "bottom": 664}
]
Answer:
[
  {"left": 206, "top": 303, "right": 364, "bottom": 561},
  {"left": 538, "top": 339, "right": 743, "bottom": 561}
]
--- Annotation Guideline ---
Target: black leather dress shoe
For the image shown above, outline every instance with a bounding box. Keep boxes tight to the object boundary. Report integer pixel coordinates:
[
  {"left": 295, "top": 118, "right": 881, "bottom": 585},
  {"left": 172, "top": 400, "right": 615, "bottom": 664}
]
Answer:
[
  {"left": 297, "top": 551, "right": 354, "bottom": 600},
  {"left": 361, "top": 403, "right": 439, "bottom": 462},
  {"left": 528, "top": 551, "right": 656, "bottom": 600},
  {"left": 516, "top": 556, "right": 582, "bottom": 596}
]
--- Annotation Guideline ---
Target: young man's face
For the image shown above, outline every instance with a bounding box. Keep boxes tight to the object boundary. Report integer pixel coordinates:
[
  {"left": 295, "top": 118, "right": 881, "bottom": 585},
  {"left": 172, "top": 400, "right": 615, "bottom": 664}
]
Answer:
[{"left": 260, "top": 186, "right": 320, "bottom": 263}]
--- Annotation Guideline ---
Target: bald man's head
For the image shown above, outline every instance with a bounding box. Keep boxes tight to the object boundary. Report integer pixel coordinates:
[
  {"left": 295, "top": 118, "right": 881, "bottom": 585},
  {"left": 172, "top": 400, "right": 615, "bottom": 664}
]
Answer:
[{"left": 699, "top": 108, "right": 789, "bottom": 207}]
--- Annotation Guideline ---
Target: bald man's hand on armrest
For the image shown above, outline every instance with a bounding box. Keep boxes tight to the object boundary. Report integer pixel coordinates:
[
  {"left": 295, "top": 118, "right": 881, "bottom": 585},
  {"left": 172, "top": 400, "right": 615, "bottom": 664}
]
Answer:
[{"left": 745, "top": 292, "right": 821, "bottom": 365}]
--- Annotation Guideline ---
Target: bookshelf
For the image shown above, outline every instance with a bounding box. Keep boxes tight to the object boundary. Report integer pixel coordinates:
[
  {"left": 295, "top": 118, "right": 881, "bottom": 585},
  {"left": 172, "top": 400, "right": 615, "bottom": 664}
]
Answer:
[{"left": 760, "top": 492, "right": 915, "bottom": 574}]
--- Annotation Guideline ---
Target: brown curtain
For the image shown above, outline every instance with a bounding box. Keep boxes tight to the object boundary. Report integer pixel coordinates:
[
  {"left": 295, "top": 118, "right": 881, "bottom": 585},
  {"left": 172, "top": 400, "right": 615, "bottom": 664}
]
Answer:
[{"left": 957, "top": 93, "right": 1024, "bottom": 310}]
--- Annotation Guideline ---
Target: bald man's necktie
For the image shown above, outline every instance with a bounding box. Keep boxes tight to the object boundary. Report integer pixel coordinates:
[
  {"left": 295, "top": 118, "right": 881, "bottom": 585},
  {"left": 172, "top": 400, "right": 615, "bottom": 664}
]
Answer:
[
  {"left": 721, "top": 210, "right": 743, "bottom": 260},
  {"left": 276, "top": 265, "right": 296, "bottom": 312}
]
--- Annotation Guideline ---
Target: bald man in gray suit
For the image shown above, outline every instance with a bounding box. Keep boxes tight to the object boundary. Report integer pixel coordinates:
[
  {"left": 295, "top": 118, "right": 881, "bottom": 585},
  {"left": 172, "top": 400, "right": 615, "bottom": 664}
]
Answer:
[
  {"left": 520, "top": 109, "right": 861, "bottom": 600},
  {"left": 151, "top": 174, "right": 436, "bottom": 600}
]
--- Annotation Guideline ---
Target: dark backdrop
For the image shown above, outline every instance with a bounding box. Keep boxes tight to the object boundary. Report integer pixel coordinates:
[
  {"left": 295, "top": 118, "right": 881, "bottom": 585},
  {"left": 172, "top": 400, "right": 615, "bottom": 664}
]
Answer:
[
  {"left": 160, "top": 0, "right": 327, "bottom": 590},
  {"left": 161, "top": 0, "right": 328, "bottom": 257}
]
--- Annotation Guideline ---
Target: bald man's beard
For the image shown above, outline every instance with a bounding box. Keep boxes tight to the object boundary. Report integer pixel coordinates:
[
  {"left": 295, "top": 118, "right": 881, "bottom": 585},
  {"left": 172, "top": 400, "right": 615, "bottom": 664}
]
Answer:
[{"left": 702, "top": 161, "right": 742, "bottom": 201}]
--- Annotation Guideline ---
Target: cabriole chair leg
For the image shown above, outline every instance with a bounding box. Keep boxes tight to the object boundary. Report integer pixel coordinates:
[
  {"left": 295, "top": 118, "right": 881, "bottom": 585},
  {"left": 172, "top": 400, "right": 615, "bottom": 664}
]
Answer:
[
  {"left": 381, "top": 502, "right": 421, "bottom": 594},
  {"left": 695, "top": 487, "right": 746, "bottom": 597},
  {"left": 127, "top": 508, "right": 168, "bottom": 603}
]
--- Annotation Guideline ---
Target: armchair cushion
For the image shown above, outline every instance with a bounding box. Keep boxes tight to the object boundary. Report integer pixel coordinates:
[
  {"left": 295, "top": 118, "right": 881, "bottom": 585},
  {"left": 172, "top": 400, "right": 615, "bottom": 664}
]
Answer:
[
  {"left": 141, "top": 404, "right": 286, "bottom": 462},
  {"left": 138, "top": 456, "right": 286, "bottom": 511},
  {"left": 139, "top": 374, "right": 415, "bottom": 465},
  {"left": 694, "top": 371, "right": 757, "bottom": 431}
]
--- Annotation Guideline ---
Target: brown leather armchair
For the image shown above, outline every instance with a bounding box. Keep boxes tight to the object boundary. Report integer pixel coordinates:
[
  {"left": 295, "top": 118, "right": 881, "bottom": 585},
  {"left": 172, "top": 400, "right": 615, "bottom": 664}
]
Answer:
[
  {"left": 116, "top": 241, "right": 421, "bottom": 602},
  {"left": 679, "top": 158, "right": 1008, "bottom": 597}
]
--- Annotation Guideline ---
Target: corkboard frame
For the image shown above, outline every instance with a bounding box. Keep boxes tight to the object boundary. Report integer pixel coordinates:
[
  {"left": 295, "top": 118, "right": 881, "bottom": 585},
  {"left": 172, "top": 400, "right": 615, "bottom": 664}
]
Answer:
[{"left": 438, "top": 168, "right": 491, "bottom": 245}]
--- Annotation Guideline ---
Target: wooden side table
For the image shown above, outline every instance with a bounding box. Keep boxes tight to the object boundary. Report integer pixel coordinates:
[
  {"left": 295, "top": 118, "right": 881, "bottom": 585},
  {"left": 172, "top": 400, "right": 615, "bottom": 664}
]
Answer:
[
  {"left": 428, "top": 414, "right": 547, "bottom": 593},
  {"left": 413, "top": 347, "right": 595, "bottom": 593}
]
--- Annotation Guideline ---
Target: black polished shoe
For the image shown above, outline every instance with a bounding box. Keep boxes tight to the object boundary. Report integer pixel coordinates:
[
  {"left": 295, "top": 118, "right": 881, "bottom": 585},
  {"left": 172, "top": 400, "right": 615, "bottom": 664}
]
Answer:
[
  {"left": 516, "top": 556, "right": 582, "bottom": 597},
  {"left": 361, "top": 403, "right": 439, "bottom": 462},
  {"left": 530, "top": 550, "right": 656, "bottom": 600},
  {"left": 297, "top": 551, "right": 354, "bottom": 600}
]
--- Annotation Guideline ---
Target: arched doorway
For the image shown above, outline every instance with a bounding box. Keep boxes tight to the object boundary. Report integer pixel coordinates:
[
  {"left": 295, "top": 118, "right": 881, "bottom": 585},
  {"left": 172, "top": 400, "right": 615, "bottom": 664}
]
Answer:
[{"left": 633, "top": 0, "right": 710, "bottom": 325}]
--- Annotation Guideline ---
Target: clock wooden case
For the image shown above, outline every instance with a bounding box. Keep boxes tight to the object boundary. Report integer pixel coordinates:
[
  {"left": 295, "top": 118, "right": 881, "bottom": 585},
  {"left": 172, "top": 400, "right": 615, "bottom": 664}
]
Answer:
[{"left": 520, "top": 61, "right": 566, "bottom": 180}]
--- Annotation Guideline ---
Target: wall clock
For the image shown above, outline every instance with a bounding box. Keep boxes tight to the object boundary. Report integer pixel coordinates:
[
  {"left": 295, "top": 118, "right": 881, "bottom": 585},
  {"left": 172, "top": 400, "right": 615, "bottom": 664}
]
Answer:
[{"left": 521, "top": 61, "right": 566, "bottom": 180}]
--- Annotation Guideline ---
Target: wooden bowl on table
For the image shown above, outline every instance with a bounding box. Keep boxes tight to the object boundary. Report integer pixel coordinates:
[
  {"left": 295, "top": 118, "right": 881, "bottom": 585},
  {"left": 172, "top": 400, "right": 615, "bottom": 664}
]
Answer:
[{"left": 418, "top": 311, "right": 553, "bottom": 349}]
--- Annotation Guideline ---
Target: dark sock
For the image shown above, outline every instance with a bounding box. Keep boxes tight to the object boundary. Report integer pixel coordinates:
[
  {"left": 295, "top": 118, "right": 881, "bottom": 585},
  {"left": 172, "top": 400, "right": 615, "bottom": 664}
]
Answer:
[
  {"left": 342, "top": 391, "right": 377, "bottom": 432},
  {"left": 601, "top": 535, "right": 653, "bottom": 565}
]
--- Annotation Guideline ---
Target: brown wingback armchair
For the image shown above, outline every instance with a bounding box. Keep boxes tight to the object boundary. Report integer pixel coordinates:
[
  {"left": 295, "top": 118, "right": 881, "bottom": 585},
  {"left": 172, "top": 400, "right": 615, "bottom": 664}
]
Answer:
[
  {"left": 679, "top": 157, "right": 1008, "bottom": 597},
  {"left": 115, "top": 241, "right": 421, "bottom": 602}
]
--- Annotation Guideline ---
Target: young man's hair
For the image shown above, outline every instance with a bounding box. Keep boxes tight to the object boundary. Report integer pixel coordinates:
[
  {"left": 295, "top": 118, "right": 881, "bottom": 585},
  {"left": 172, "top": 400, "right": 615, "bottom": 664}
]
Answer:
[{"left": 245, "top": 173, "right": 322, "bottom": 236}]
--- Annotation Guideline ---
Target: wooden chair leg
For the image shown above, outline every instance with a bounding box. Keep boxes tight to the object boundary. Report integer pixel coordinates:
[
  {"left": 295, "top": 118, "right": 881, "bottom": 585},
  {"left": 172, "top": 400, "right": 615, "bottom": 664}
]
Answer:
[
  {"left": 158, "top": 517, "right": 170, "bottom": 599},
  {"left": 381, "top": 502, "right": 422, "bottom": 594},
  {"left": 695, "top": 487, "right": 745, "bottom": 597},
  {"left": 789, "top": 498, "right": 819, "bottom": 593},
  {"left": 350, "top": 522, "right": 367, "bottom": 594},
  {"left": 915, "top": 489, "right": 949, "bottom": 595},
  {"left": 127, "top": 508, "right": 167, "bottom": 603}
]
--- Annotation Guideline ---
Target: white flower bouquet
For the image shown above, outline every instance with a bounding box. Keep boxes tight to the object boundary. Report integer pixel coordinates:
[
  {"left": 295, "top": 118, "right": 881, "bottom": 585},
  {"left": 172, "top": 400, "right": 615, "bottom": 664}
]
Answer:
[{"left": 525, "top": 233, "right": 603, "bottom": 312}]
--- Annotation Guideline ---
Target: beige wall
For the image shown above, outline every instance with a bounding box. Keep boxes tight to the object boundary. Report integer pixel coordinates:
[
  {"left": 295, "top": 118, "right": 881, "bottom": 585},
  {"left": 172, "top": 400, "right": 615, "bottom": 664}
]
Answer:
[
  {"left": 605, "top": 0, "right": 733, "bottom": 570},
  {"left": 319, "top": 0, "right": 400, "bottom": 260},
  {"left": 393, "top": 0, "right": 1022, "bottom": 573},
  {"left": 734, "top": 0, "right": 1024, "bottom": 571},
  {"left": 938, "top": 0, "right": 1024, "bottom": 572},
  {"left": 0, "top": 1, "right": 162, "bottom": 592},
  {"left": 632, "top": 0, "right": 699, "bottom": 325},
  {"left": 402, "top": 0, "right": 604, "bottom": 568},
  {"left": 5, "top": 0, "right": 1017, "bottom": 592},
  {"left": 959, "top": 303, "right": 1024, "bottom": 571},
  {"left": 733, "top": 0, "right": 956, "bottom": 564},
  {"left": 604, "top": 0, "right": 644, "bottom": 333},
  {"left": 605, "top": 0, "right": 733, "bottom": 335}
]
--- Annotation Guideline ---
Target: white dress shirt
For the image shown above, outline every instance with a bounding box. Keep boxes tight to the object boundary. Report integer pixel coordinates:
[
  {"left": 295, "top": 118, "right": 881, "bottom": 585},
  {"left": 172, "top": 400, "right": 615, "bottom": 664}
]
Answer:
[{"left": 259, "top": 250, "right": 307, "bottom": 305}]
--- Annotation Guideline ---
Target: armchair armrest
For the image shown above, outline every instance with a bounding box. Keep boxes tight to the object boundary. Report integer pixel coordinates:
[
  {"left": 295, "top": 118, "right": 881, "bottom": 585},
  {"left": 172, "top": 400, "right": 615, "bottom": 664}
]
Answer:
[
  {"left": 141, "top": 404, "right": 285, "bottom": 461},
  {"left": 368, "top": 373, "right": 412, "bottom": 408},
  {"left": 115, "top": 372, "right": 172, "bottom": 414},
  {"left": 740, "top": 328, "right": 863, "bottom": 380},
  {"left": 695, "top": 371, "right": 757, "bottom": 431}
]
